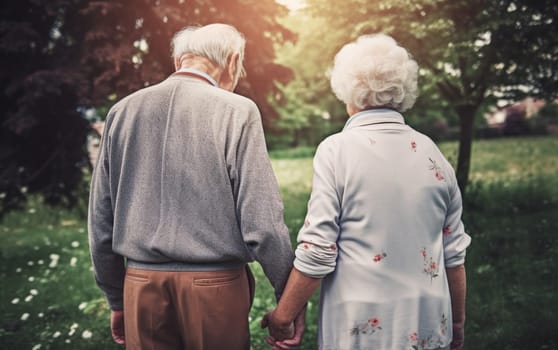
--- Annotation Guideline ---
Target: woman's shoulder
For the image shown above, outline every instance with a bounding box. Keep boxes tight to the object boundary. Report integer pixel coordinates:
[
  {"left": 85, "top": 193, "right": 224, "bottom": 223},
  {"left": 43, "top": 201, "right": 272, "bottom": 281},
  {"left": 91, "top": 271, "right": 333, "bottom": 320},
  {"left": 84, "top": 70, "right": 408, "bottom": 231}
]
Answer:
[{"left": 315, "top": 132, "right": 349, "bottom": 158}]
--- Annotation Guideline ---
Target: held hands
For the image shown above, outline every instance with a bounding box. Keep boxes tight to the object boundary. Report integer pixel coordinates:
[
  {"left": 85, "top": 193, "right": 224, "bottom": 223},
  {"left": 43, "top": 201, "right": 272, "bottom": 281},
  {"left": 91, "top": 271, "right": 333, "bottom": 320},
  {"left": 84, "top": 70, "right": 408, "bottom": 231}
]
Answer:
[
  {"left": 261, "top": 309, "right": 294, "bottom": 343},
  {"left": 110, "top": 310, "right": 126, "bottom": 346},
  {"left": 261, "top": 308, "right": 306, "bottom": 349}
]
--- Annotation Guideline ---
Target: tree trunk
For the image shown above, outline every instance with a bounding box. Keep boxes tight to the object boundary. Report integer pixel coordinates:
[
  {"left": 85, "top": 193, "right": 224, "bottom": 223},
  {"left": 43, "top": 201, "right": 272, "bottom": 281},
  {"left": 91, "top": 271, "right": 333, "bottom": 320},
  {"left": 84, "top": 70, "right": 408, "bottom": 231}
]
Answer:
[{"left": 455, "top": 105, "right": 479, "bottom": 196}]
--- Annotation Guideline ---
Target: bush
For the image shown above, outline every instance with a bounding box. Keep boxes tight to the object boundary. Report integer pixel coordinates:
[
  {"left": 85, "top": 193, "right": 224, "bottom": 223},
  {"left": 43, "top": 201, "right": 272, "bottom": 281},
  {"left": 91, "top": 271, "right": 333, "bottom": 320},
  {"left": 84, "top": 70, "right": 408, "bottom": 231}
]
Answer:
[
  {"left": 269, "top": 146, "right": 316, "bottom": 159},
  {"left": 464, "top": 174, "right": 558, "bottom": 215}
]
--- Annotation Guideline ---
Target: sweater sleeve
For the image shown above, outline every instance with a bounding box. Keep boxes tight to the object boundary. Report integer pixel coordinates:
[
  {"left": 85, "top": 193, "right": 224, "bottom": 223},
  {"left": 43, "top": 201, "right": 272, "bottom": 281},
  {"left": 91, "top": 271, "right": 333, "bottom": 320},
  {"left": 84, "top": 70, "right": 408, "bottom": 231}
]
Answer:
[
  {"left": 88, "top": 113, "right": 126, "bottom": 310},
  {"left": 233, "top": 104, "right": 294, "bottom": 299},
  {"left": 294, "top": 139, "right": 340, "bottom": 278},
  {"left": 442, "top": 160, "right": 472, "bottom": 268}
]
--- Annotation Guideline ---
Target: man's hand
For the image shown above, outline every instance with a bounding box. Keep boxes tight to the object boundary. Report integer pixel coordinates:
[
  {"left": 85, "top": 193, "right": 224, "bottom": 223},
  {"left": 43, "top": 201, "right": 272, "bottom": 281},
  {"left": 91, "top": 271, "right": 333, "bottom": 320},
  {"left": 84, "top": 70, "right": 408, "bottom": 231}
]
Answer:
[
  {"left": 110, "top": 310, "right": 125, "bottom": 346},
  {"left": 451, "top": 322, "right": 464, "bottom": 350},
  {"left": 261, "top": 309, "right": 294, "bottom": 342},
  {"left": 269, "top": 308, "right": 306, "bottom": 350}
]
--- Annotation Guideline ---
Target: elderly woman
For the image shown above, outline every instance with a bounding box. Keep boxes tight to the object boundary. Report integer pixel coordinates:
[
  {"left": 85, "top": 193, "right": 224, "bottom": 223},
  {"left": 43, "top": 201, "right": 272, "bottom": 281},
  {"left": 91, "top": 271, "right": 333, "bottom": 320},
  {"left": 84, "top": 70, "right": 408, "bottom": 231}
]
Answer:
[{"left": 262, "top": 34, "right": 472, "bottom": 350}]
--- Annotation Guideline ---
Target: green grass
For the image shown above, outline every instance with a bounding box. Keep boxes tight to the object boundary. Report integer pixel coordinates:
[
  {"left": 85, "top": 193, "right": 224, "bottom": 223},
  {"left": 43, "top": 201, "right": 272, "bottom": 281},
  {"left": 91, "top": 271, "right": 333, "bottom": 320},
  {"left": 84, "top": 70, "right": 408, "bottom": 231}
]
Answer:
[
  {"left": 0, "top": 200, "right": 116, "bottom": 349},
  {"left": 1, "top": 136, "right": 557, "bottom": 349}
]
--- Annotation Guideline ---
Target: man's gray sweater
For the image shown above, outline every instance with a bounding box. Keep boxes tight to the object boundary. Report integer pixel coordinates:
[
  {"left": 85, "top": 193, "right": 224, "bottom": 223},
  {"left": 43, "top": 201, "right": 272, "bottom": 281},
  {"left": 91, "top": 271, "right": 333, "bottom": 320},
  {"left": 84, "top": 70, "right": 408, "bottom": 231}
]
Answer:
[{"left": 88, "top": 74, "right": 294, "bottom": 310}]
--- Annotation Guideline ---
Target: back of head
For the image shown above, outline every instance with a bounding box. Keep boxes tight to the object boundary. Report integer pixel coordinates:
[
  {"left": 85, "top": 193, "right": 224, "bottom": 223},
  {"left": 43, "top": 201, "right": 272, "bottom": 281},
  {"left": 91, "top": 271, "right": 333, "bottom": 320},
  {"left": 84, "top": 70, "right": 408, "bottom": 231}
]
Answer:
[
  {"left": 172, "top": 23, "right": 246, "bottom": 79},
  {"left": 330, "top": 34, "right": 418, "bottom": 112}
]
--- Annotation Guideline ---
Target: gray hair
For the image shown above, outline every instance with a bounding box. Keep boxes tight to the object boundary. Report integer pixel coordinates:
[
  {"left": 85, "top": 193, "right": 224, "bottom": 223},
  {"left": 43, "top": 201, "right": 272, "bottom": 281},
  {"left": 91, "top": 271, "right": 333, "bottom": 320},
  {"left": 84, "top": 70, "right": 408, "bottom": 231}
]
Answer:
[
  {"left": 329, "top": 34, "right": 418, "bottom": 112},
  {"left": 171, "top": 23, "right": 246, "bottom": 80}
]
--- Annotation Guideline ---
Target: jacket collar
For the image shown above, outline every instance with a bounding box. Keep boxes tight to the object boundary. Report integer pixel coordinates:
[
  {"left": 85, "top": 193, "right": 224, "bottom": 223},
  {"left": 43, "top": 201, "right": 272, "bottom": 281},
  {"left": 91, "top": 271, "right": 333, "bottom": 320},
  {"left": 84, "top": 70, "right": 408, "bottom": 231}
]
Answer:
[
  {"left": 171, "top": 68, "right": 219, "bottom": 87},
  {"left": 343, "top": 108, "right": 405, "bottom": 131}
]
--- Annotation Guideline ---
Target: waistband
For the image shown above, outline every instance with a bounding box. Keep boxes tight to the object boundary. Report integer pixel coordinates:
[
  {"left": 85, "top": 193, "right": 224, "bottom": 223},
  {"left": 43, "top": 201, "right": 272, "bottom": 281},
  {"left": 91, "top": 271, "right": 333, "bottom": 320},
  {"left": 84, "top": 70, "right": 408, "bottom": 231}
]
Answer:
[{"left": 126, "top": 259, "right": 246, "bottom": 272}]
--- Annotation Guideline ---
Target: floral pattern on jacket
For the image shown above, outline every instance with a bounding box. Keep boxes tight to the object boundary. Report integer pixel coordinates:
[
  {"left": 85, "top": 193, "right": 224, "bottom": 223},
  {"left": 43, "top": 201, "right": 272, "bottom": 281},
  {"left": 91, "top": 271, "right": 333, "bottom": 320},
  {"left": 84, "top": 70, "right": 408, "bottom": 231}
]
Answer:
[
  {"left": 407, "top": 314, "right": 449, "bottom": 349},
  {"left": 350, "top": 317, "right": 383, "bottom": 336}
]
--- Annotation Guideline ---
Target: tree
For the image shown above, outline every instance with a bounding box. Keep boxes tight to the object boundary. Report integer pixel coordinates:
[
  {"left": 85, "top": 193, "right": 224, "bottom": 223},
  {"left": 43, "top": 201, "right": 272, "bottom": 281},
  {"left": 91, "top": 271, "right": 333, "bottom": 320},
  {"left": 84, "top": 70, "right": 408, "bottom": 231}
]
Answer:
[
  {"left": 287, "top": 0, "right": 558, "bottom": 193},
  {"left": 0, "top": 0, "right": 293, "bottom": 213},
  {"left": 267, "top": 12, "right": 349, "bottom": 149},
  {"left": 79, "top": 0, "right": 294, "bottom": 124},
  {"left": 0, "top": 0, "right": 91, "bottom": 211}
]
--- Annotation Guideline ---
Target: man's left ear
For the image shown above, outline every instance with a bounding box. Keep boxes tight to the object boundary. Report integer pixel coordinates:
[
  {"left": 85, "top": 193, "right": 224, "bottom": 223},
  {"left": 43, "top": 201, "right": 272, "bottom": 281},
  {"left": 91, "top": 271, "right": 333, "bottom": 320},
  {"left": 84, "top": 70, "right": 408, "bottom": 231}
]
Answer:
[
  {"left": 227, "top": 53, "right": 240, "bottom": 80},
  {"left": 174, "top": 57, "right": 181, "bottom": 71},
  {"left": 219, "top": 53, "right": 240, "bottom": 92}
]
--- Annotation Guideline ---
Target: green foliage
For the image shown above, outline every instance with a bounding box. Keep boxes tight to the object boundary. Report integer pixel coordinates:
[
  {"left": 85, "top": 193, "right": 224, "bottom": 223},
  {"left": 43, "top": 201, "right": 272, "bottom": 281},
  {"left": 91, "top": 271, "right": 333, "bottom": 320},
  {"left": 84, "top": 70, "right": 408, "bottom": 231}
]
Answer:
[
  {"left": 267, "top": 12, "right": 347, "bottom": 149},
  {"left": 463, "top": 208, "right": 558, "bottom": 349},
  {"left": 269, "top": 146, "right": 316, "bottom": 159},
  {"left": 466, "top": 175, "right": 558, "bottom": 214},
  {"left": 0, "top": 200, "right": 117, "bottom": 349},
  {"left": 0, "top": 0, "right": 293, "bottom": 214},
  {"left": 273, "top": 0, "right": 558, "bottom": 191},
  {"left": 535, "top": 100, "right": 558, "bottom": 120},
  {"left": 0, "top": 0, "right": 91, "bottom": 212}
]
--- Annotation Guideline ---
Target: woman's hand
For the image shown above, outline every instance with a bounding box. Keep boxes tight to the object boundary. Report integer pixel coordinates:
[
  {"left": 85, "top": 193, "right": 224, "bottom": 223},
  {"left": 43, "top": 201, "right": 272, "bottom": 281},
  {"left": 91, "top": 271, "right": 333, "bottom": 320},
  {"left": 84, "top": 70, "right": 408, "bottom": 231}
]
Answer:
[{"left": 261, "top": 309, "right": 294, "bottom": 342}]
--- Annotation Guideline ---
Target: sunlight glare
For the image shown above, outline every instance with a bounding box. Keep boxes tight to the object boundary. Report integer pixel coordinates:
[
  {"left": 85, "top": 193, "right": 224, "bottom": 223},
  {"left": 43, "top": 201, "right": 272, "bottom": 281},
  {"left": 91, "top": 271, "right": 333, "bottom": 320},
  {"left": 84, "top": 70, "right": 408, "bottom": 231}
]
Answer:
[{"left": 276, "top": 0, "right": 307, "bottom": 12}]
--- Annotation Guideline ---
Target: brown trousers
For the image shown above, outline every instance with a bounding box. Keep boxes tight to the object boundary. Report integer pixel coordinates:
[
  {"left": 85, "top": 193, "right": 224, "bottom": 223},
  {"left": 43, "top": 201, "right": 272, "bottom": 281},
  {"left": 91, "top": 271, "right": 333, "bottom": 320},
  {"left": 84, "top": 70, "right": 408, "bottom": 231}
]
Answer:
[{"left": 123, "top": 266, "right": 255, "bottom": 350}]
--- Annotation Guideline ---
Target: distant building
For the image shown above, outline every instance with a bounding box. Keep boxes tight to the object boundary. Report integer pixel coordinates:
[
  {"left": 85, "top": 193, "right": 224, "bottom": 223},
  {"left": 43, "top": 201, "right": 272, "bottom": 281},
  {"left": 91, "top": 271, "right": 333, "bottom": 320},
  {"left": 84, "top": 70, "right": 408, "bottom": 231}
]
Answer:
[{"left": 484, "top": 97, "right": 546, "bottom": 128}]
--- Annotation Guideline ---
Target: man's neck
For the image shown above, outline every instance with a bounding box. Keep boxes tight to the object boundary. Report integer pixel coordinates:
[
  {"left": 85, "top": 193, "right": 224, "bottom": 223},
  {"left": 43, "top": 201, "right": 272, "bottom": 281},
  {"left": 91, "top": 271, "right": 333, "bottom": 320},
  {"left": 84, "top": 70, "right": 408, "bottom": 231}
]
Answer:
[{"left": 178, "top": 56, "right": 223, "bottom": 85}]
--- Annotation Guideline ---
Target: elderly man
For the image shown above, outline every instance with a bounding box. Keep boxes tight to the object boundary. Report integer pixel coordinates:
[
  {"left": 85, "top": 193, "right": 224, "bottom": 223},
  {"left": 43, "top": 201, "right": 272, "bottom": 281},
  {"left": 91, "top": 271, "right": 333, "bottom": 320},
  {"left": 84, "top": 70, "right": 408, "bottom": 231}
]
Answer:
[{"left": 88, "top": 23, "right": 297, "bottom": 349}]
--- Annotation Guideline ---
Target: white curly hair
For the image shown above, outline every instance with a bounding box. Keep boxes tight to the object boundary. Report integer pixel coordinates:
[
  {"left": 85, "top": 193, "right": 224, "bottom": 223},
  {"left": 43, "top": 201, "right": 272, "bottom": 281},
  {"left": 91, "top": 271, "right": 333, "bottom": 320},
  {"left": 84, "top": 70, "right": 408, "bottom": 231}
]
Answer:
[{"left": 329, "top": 34, "right": 418, "bottom": 112}]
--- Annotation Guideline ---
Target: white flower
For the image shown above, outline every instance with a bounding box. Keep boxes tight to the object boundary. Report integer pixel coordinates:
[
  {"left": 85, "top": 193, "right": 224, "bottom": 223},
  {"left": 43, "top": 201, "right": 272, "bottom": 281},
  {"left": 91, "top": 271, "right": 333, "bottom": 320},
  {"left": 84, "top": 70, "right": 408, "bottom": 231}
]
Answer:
[
  {"left": 81, "top": 330, "right": 93, "bottom": 339},
  {"left": 70, "top": 257, "right": 78, "bottom": 266},
  {"left": 15, "top": 267, "right": 22, "bottom": 273},
  {"left": 37, "top": 260, "right": 44, "bottom": 265},
  {"left": 78, "top": 302, "right": 87, "bottom": 311},
  {"left": 65, "top": 339, "right": 71, "bottom": 344},
  {"left": 21, "top": 313, "right": 30, "bottom": 321},
  {"left": 28, "top": 276, "right": 35, "bottom": 282},
  {"left": 30, "top": 289, "right": 38, "bottom": 295},
  {"left": 25, "top": 295, "right": 33, "bottom": 302},
  {"left": 28, "top": 208, "right": 36, "bottom": 214},
  {"left": 53, "top": 331, "right": 61, "bottom": 338},
  {"left": 69, "top": 323, "right": 79, "bottom": 336},
  {"left": 71, "top": 241, "right": 80, "bottom": 248},
  {"left": 20, "top": 186, "right": 28, "bottom": 194},
  {"left": 38, "top": 313, "right": 44, "bottom": 318},
  {"left": 32, "top": 345, "right": 41, "bottom": 350},
  {"left": 11, "top": 298, "right": 20, "bottom": 304},
  {"left": 0, "top": 192, "right": 6, "bottom": 199},
  {"left": 48, "top": 255, "right": 58, "bottom": 268},
  {"left": 27, "top": 261, "right": 34, "bottom": 266}
]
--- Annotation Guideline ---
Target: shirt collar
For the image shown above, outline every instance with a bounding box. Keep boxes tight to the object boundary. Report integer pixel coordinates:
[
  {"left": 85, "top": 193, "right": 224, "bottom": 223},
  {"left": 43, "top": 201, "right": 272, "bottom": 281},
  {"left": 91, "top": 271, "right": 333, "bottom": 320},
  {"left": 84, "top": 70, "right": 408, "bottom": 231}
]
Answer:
[
  {"left": 343, "top": 108, "right": 405, "bottom": 131},
  {"left": 172, "top": 68, "right": 219, "bottom": 87}
]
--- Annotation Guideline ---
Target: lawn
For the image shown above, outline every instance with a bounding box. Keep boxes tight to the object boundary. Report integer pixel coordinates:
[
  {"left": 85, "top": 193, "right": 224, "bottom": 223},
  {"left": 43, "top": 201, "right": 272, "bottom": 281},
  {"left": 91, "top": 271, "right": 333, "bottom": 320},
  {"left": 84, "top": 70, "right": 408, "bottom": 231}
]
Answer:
[{"left": 1, "top": 136, "right": 557, "bottom": 350}]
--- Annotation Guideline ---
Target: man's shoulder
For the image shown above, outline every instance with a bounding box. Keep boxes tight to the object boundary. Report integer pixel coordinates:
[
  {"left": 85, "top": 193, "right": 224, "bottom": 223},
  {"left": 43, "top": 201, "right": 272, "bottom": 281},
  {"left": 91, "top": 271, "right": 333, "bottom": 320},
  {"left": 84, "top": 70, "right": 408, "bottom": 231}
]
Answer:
[
  {"left": 108, "top": 82, "right": 165, "bottom": 115},
  {"left": 108, "top": 78, "right": 259, "bottom": 120},
  {"left": 209, "top": 87, "right": 258, "bottom": 113}
]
